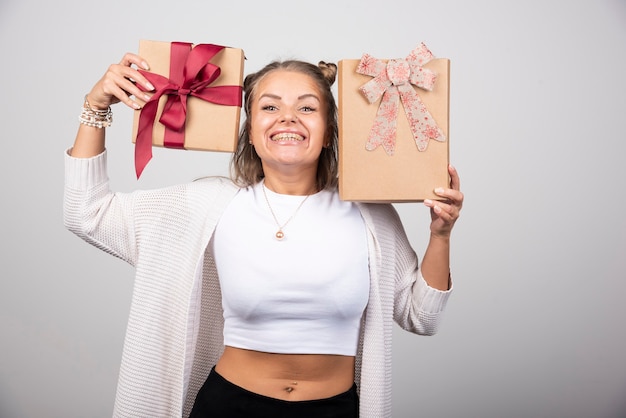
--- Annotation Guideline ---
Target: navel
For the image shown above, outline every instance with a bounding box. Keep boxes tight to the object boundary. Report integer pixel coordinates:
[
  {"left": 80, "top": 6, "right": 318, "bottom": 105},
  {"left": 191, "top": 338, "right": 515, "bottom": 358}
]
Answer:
[{"left": 284, "top": 381, "right": 298, "bottom": 393}]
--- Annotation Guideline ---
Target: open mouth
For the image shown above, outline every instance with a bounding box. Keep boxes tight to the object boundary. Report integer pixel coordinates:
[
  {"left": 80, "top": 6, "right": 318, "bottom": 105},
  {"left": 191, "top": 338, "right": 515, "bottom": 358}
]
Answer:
[{"left": 270, "top": 133, "right": 305, "bottom": 142}]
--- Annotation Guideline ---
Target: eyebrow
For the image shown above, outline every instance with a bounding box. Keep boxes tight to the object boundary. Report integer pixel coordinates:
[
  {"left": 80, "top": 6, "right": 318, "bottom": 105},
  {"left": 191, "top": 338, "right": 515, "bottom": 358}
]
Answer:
[{"left": 259, "top": 93, "right": 321, "bottom": 102}]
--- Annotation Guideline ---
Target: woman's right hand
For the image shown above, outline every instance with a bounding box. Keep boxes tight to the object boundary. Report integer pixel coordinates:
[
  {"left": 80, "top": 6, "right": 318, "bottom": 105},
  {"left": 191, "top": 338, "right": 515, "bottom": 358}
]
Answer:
[
  {"left": 86, "top": 53, "right": 155, "bottom": 111},
  {"left": 70, "top": 54, "right": 156, "bottom": 158}
]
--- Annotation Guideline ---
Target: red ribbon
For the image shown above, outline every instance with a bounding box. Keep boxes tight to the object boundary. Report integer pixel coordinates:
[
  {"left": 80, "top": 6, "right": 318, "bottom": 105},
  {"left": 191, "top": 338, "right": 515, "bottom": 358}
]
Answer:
[{"left": 134, "top": 42, "right": 242, "bottom": 178}]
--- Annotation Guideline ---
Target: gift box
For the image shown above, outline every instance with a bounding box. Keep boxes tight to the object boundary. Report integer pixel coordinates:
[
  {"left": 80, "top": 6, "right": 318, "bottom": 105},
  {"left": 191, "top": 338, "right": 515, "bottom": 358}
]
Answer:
[
  {"left": 338, "top": 43, "right": 449, "bottom": 202},
  {"left": 131, "top": 40, "right": 244, "bottom": 178}
]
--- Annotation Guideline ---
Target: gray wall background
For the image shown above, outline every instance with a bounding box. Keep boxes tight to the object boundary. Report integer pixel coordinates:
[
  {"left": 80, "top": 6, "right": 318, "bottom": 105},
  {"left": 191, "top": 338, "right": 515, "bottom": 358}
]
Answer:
[{"left": 1, "top": 0, "right": 625, "bottom": 417}]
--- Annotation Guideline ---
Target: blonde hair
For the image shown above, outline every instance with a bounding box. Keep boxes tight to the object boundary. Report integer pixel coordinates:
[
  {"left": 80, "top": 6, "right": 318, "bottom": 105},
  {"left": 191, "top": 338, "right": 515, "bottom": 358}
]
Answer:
[{"left": 230, "top": 60, "right": 338, "bottom": 191}]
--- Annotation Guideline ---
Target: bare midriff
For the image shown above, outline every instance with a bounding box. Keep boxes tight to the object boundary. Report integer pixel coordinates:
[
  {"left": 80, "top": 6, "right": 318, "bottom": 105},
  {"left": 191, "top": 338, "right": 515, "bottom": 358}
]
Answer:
[{"left": 215, "top": 346, "right": 356, "bottom": 401}]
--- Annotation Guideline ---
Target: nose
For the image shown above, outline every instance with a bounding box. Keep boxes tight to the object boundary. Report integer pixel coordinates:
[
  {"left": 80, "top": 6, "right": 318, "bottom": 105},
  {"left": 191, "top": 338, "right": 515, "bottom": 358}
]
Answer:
[{"left": 279, "top": 108, "right": 298, "bottom": 123}]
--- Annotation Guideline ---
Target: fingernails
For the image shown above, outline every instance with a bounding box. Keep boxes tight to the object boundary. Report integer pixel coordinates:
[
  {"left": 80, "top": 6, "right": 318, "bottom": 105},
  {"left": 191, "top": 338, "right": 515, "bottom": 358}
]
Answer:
[
  {"left": 434, "top": 187, "right": 445, "bottom": 195},
  {"left": 424, "top": 199, "right": 433, "bottom": 206},
  {"left": 141, "top": 61, "right": 150, "bottom": 70},
  {"left": 146, "top": 82, "right": 155, "bottom": 91},
  {"left": 132, "top": 101, "right": 141, "bottom": 110},
  {"left": 433, "top": 205, "right": 442, "bottom": 214}
]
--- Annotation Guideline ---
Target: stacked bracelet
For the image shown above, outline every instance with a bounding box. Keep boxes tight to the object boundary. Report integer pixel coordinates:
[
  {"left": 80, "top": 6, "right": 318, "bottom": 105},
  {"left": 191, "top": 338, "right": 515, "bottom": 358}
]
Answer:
[{"left": 78, "top": 95, "right": 112, "bottom": 128}]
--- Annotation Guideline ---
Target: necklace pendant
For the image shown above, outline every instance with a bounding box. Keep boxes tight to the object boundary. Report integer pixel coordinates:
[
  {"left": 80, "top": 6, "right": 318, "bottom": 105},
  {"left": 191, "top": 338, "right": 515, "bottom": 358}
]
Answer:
[{"left": 262, "top": 182, "right": 312, "bottom": 242}]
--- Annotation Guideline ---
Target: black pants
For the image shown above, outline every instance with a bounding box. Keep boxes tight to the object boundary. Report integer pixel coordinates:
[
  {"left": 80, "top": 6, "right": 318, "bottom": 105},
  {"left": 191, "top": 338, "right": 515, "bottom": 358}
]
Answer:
[{"left": 189, "top": 366, "right": 359, "bottom": 418}]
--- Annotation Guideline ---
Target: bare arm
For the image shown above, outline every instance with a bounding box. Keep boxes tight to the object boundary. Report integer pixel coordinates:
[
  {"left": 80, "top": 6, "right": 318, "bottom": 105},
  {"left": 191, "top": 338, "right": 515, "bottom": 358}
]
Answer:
[
  {"left": 421, "top": 164, "right": 463, "bottom": 290},
  {"left": 70, "top": 53, "right": 155, "bottom": 158}
]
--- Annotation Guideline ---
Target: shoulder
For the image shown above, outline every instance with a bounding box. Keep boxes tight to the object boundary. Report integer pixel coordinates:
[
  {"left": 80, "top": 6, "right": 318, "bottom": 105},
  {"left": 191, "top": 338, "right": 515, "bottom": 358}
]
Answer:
[
  {"left": 191, "top": 175, "right": 239, "bottom": 192},
  {"left": 138, "top": 176, "right": 238, "bottom": 197},
  {"left": 356, "top": 202, "right": 402, "bottom": 225},
  {"left": 135, "top": 176, "right": 240, "bottom": 214},
  {"left": 356, "top": 202, "right": 409, "bottom": 246}
]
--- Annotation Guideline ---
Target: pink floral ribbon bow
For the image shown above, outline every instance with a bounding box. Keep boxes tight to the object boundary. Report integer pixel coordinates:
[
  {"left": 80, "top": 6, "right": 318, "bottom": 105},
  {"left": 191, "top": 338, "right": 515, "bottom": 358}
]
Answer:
[{"left": 357, "top": 43, "right": 446, "bottom": 155}]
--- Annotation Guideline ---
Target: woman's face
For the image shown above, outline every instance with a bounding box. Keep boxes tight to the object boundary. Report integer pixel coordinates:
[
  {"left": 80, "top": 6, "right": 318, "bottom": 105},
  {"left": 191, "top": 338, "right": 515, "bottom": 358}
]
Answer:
[{"left": 248, "top": 70, "right": 327, "bottom": 177}]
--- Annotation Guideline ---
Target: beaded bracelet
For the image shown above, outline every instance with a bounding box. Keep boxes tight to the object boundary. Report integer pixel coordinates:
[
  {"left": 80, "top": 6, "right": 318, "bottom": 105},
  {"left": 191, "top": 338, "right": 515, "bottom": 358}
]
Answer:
[{"left": 78, "top": 95, "right": 113, "bottom": 128}]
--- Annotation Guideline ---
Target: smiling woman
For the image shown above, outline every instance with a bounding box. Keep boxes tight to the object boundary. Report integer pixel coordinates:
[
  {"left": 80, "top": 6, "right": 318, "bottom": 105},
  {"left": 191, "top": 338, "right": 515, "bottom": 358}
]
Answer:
[
  {"left": 232, "top": 60, "right": 340, "bottom": 195},
  {"left": 63, "top": 53, "right": 463, "bottom": 418},
  {"left": 246, "top": 70, "right": 328, "bottom": 194}
]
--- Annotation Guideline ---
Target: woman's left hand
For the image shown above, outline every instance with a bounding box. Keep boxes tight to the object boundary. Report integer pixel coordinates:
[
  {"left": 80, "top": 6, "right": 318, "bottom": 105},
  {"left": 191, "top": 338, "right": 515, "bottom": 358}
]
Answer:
[{"left": 423, "top": 165, "right": 464, "bottom": 239}]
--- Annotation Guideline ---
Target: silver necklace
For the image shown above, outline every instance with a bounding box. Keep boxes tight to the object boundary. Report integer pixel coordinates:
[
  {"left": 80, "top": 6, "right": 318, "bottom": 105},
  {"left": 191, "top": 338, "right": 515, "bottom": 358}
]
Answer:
[{"left": 262, "top": 182, "right": 312, "bottom": 240}]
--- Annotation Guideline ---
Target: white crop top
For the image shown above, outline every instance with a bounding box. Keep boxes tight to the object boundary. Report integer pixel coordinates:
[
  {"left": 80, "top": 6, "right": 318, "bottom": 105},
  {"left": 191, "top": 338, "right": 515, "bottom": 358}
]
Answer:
[{"left": 213, "top": 182, "right": 369, "bottom": 356}]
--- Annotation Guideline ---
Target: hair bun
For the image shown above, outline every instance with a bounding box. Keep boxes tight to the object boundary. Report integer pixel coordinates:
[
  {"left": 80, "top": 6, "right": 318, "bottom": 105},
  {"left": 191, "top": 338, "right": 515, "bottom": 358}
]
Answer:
[{"left": 318, "top": 61, "right": 337, "bottom": 86}]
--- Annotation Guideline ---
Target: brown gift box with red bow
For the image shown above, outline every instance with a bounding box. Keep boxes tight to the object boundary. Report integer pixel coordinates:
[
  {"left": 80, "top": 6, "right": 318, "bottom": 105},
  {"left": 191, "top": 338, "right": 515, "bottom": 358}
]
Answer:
[{"left": 130, "top": 40, "right": 244, "bottom": 176}]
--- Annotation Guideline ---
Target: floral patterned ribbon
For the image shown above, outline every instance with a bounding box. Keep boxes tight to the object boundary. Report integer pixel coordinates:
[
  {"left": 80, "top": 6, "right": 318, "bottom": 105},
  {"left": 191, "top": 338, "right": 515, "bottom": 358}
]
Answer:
[
  {"left": 134, "top": 42, "right": 242, "bottom": 178},
  {"left": 357, "top": 43, "right": 446, "bottom": 155}
]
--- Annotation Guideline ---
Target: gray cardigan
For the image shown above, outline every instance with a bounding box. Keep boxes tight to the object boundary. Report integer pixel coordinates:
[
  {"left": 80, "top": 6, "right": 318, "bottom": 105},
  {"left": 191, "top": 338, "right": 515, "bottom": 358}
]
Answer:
[{"left": 64, "top": 150, "right": 452, "bottom": 417}]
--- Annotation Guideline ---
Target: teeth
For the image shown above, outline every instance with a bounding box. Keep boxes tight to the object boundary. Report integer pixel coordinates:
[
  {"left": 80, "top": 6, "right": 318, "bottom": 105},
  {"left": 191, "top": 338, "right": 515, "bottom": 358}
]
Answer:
[{"left": 271, "top": 133, "right": 304, "bottom": 142}]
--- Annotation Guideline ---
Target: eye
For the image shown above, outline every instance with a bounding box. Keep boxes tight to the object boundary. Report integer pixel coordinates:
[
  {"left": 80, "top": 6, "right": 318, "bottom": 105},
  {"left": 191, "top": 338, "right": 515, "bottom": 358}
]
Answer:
[
  {"left": 300, "top": 105, "right": 317, "bottom": 113},
  {"left": 262, "top": 104, "right": 278, "bottom": 112}
]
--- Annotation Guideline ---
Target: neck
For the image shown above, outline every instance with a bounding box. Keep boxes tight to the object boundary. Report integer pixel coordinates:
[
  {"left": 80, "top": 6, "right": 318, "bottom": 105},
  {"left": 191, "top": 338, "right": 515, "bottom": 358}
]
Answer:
[{"left": 262, "top": 168, "right": 318, "bottom": 196}]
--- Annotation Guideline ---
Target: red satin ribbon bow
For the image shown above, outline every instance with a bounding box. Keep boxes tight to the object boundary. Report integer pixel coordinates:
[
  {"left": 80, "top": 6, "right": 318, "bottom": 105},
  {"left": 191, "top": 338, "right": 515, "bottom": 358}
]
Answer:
[
  {"left": 357, "top": 43, "right": 446, "bottom": 155},
  {"left": 134, "top": 42, "right": 243, "bottom": 178}
]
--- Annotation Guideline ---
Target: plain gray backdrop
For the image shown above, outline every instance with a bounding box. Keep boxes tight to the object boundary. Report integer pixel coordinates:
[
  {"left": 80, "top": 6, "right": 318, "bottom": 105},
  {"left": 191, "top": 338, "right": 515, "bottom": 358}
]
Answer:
[{"left": 1, "top": 0, "right": 625, "bottom": 417}]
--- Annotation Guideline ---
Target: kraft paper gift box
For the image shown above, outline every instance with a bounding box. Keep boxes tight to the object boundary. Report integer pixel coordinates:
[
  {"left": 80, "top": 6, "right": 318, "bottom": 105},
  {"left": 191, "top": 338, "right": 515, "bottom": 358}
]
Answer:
[
  {"left": 338, "top": 43, "right": 450, "bottom": 202},
  {"left": 131, "top": 40, "right": 244, "bottom": 178}
]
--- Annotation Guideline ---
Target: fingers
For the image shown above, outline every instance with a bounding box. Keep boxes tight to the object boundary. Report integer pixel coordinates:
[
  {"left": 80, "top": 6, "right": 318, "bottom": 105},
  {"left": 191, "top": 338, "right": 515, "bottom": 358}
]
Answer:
[
  {"left": 448, "top": 164, "right": 460, "bottom": 191},
  {"left": 103, "top": 65, "right": 153, "bottom": 109},
  {"left": 434, "top": 187, "right": 464, "bottom": 210},
  {"left": 424, "top": 198, "right": 460, "bottom": 223},
  {"left": 436, "top": 164, "right": 463, "bottom": 208},
  {"left": 423, "top": 164, "right": 464, "bottom": 224},
  {"left": 88, "top": 53, "right": 155, "bottom": 110},
  {"left": 119, "top": 52, "right": 150, "bottom": 71}
]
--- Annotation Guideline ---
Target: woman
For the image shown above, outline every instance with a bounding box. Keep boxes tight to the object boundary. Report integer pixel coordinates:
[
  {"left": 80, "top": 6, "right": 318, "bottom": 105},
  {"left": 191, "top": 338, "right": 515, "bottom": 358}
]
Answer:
[{"left": 64, "top": 52, "right": 463, "bottom": 418}]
